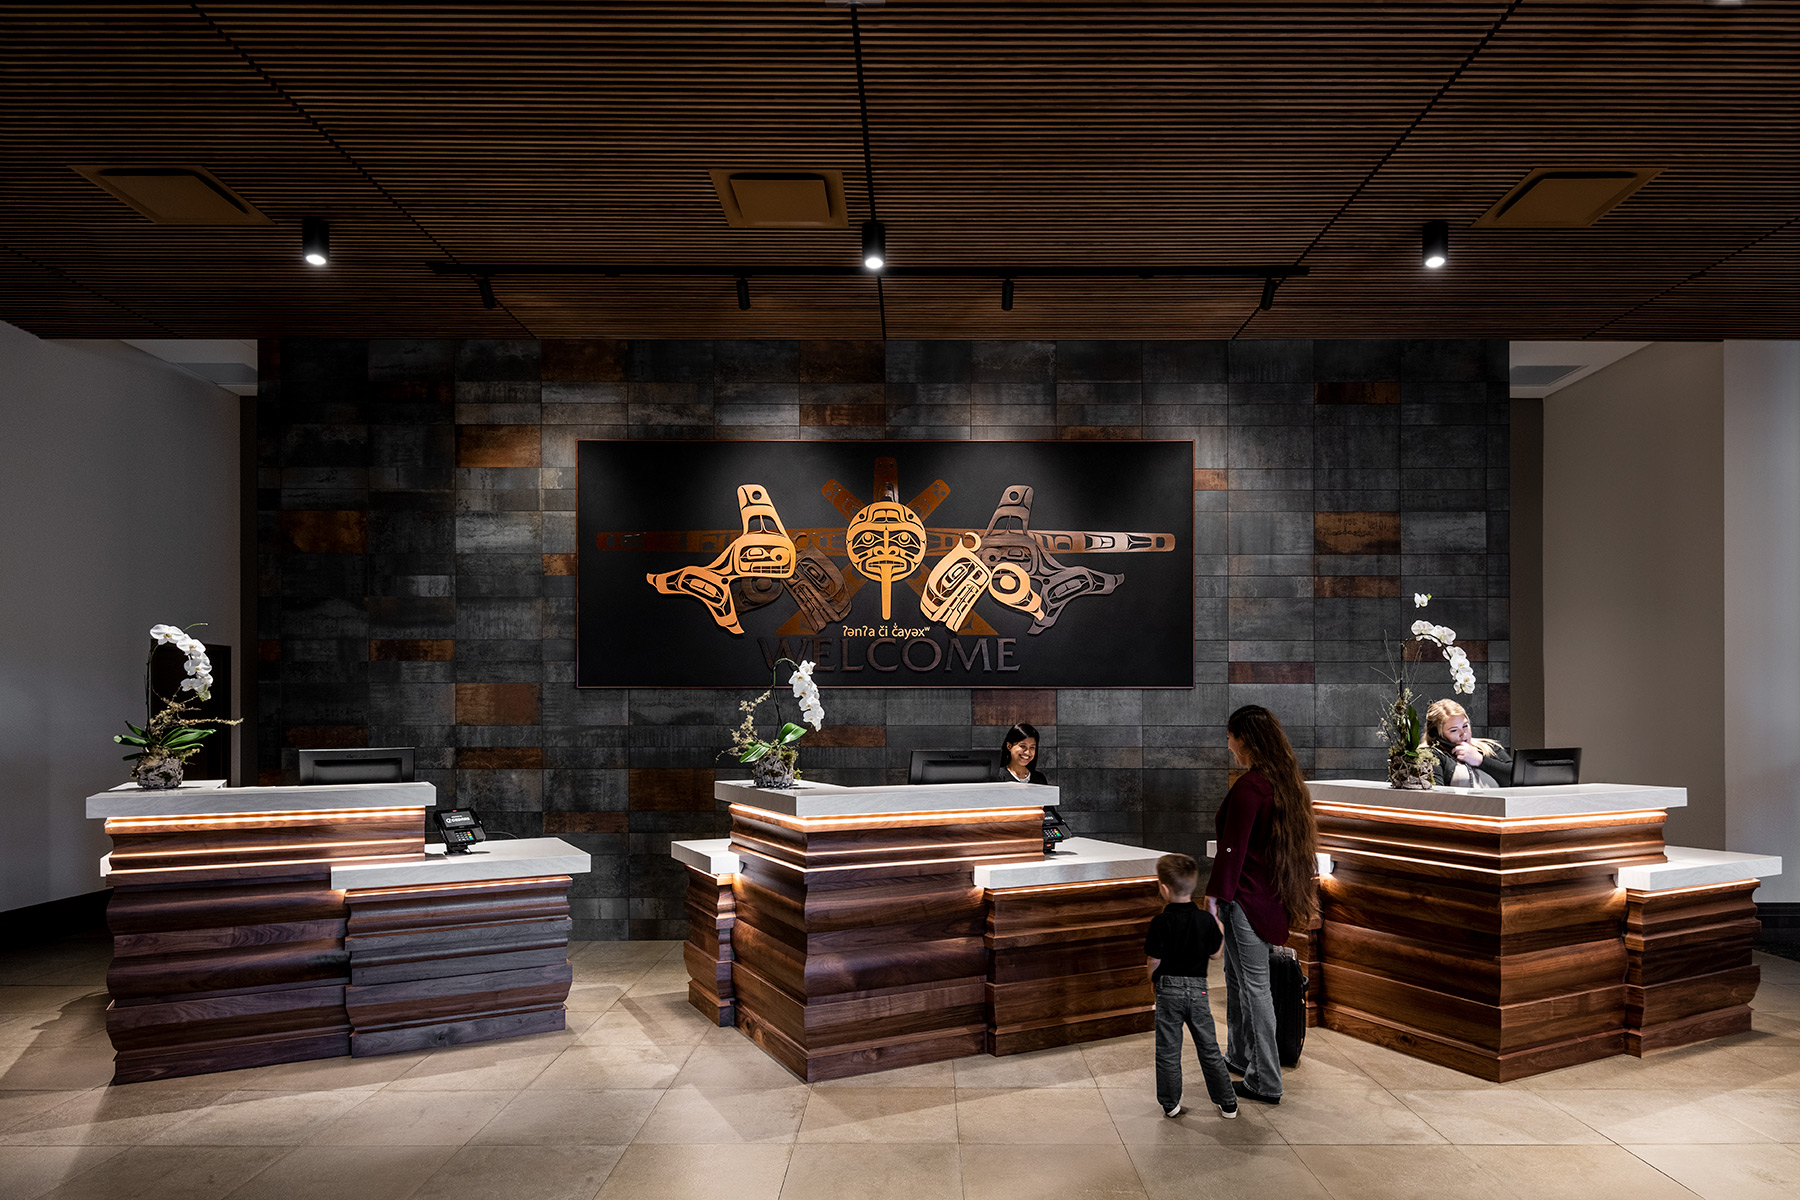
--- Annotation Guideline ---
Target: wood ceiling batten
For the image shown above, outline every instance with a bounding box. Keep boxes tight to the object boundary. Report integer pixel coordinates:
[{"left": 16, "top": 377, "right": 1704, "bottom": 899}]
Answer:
[{"left": 0, "top": 2, "right": 1794, "bottom": 339}]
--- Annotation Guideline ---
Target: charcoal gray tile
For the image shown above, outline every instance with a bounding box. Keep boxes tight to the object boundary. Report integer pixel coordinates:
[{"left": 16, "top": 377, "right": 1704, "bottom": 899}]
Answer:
[
  {"left": 1144, "top": 342, "right": 1229, "bottom": 383},
  {"left": 1228, "top": 340, "right": 1313, "bottom": 383},
  {"left": 972, "top": 340, "right": 1055, "bottom": 381}
]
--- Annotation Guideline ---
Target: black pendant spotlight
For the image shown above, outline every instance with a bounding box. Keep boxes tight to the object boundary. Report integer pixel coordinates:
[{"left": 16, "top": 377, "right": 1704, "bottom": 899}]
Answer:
[
  {"left": 1422, "top": 220, "right": 1450, "bottom": 270},
  {"left": 736, "top": 276, "right": 751, "bottom": 310},
  {"left": 301, "top": 216, "right": 329, "bottom": 267},
  {"left": 1260, "top": 277, "right": 1278, "bottom": 311},
  {"left": 861, "top": 219, "right": 886, "bottom": 270},
  {"left": 475, "top": 276, "right": 497, "bottom": 310},
  {"left": 1001, "top": 277, "right": 1014, "bottom": 311}
]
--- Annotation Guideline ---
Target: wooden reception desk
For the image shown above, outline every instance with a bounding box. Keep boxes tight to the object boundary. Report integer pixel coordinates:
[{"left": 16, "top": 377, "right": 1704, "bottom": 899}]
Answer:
[
  {"left": 676, "top": 778, "right": 1168, "bottom": 1081},
  {"left": 88, "top": 780, "right": 588, "bottom": 1083}
]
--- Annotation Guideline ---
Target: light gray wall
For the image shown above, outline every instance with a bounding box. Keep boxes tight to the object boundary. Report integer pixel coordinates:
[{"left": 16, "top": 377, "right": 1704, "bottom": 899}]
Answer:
[
  {"left": 1509, "top": 396, "right": 1545, "bottom": 750},
  {"left": 0, "top": 323, "right": 240, "bottom": 912},
  {"left": 1723, "top": 340, "right": 1800, "bottom": 903},
  {"left": 1543, "top": 342, "right": 1726, "bottom": 849}
]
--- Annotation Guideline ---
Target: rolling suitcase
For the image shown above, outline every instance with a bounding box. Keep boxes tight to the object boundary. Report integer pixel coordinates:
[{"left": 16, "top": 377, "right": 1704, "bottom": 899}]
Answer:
[{"left": 1270, "top": 945, "right": 1309, "bottom": 1068}]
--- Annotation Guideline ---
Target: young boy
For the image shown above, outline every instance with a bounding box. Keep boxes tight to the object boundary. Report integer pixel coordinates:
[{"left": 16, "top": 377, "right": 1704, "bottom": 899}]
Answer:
[{"left": 1144, "top": 852, "right": 1236, "bottom": 1118}]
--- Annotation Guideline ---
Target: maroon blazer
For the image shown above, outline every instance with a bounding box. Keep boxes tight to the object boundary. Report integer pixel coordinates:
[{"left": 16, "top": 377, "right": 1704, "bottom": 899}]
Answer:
[{"left": 1203, "top": 768, "right": 1290, "bottom": 947}]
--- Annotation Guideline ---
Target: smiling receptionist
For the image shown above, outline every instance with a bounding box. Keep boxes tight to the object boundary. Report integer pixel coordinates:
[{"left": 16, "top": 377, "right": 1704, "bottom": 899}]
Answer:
[
  {"left": 1426, "top": 698, "right": 1512, "bottom": 788},
  {"left": 997, "top": 723, "right": 1049, "bottom": 786}
]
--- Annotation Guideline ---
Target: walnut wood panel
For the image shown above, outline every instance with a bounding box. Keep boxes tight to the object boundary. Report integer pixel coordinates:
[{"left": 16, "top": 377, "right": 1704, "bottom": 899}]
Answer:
[
  {"left": 1287, "top": 912, "right": 1323, "bottom": 1028},
  {"left": 684, "top": 866, "right": 737, "bottom": 1027},
  {"left": 985, "top": 879, "right": 1161, "bottom": 1056},
  {"left": 1624, "top": 880, "right": 1762, "bottom": 1056},
  {"left": 343, "top": 876, "right": 576, "bottom": 1056}
]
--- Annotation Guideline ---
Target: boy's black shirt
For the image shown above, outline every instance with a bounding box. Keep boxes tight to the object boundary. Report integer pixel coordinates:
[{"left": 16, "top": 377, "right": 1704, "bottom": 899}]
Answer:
[{"left": 1144, "top": 900, "right": 1222, "bottom": 983}]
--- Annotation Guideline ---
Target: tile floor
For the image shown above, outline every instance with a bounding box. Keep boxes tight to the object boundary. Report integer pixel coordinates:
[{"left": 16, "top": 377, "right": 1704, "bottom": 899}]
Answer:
[{"left": 4, "top": 935, "right": 1800, "bottom": 1199}]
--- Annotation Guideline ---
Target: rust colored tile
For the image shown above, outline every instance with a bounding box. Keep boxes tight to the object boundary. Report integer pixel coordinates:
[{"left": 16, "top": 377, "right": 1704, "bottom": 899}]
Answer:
[
  {"left": 1193, "top": 469, "right": 1229, "bottom": 491},
  {"left": 543, "top": 553, "right": 577, "bottom": 576},
  {"left": 1314, "top": 380, "right": 1401, "bottom": 405},
  {"left": 1488, "top": 683, "right": 1511, "bottom": 727},
  {"left": 1314, "top": 512, "right": 1401, "bottom": 555},
  {"left": 1315, "top": 575, "right": 1402, "bottom": 599},
  {"left": 457, "top": 746, "right": 545, "bottom": 770},
  {"left": 1228, "top": 662, "right": 1316, "bottom": 684},
  {"left": 455, "top": 682, "right": 541, "bottom": 726},
  {"left": 457, "top": 424, "right": 541, "bottom": 468},
  {"left": 803, "top": 725, "right": 887, "bottom": 748},
  {"left": 629, "top": 768, "right": 718, "bottom": 812},
  {"left": 1404, "top": 639, "right": 1487, "bottom": 663},
  {"left": 258, "top": 640, "right": 281, "bottom": 663},
  {"left": 280, "top": 510, "right": 367, "bottom": 554},
  {"left": 541, "top": 339, "right": 628, "bottom": 382},
  {"left": 800, "top": 339, "right": 885, "bottom": 383},
  {"left": 972, "top": 689, "right": 1057, "bottom": 729},
  {"left": 544, "top": 811, "right": 628, "bottom": 835},
  {"left": 1059, "top": 426, "right": 1141, "bottom": 441},
  {"left": 800, "top": 403, "right": 885, "bottom": 427},
  {"left": 283, "top": 725, "right": 369, "bottom": 748},
  {"left": 369, "top": 639, "right": 455, "bottom": 662}
]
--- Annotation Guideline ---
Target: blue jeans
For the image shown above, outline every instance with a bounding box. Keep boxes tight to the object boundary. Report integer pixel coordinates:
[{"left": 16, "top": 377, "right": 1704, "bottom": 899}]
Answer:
[
  {"left": 1153, "top": 975, "right": 1235, "bottom": 1112},
  {"left": 1220, "top": 899, "right": 1282, "bottom": 1098}
]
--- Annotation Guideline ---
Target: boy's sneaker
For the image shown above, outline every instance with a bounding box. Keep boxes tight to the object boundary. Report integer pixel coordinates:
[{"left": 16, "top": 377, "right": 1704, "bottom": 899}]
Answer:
[
  {"left": 1162, "top": 1102, "right": 1183, "bottom": 1118},
  {"left": 1216, "top": 1100, "right": 1239, "bottom": 1119}
]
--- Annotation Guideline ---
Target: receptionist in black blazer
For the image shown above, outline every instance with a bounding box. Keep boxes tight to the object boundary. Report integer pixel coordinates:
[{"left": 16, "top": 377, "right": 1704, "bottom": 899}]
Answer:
[
  {"left": 997, "top": 723, "right": 1049, "bottom": 785},
  {"left": 1426, "top": 699, "right": 1513, "bottom": 788}
]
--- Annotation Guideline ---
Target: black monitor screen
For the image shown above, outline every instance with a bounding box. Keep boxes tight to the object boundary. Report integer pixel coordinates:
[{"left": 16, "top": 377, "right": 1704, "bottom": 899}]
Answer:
[
  {"left": 908, "top": 749, "right": 1003, "bottom": 786},
  {"left": 1511, "top": 748, "right": 1581, "bottom": 787},
  {"left": 297, "top": 747, "right": 416, "bottom": 785}
]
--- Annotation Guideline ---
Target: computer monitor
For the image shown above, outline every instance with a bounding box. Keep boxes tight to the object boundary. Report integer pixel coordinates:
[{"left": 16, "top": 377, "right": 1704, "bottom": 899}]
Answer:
[
  {"left": 297, "top": 747, "right": 415, "bottom": 785},
  {"left": 1510, "top": 748, "right": 1581, "bottom": 787},
  {"left": 908, "top": 749, "right": 1003, "bottom": 786}
]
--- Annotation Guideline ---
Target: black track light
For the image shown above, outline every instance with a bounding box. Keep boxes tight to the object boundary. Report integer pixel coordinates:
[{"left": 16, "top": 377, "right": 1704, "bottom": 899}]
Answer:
[
  {"left": 301, "top": 216, "right": 329, "bottom": 267},
  {"left": 1001, "top": 278, "right": 1014, "bottom": 311},
  {"left": 736, "top": 276, "right": 751, "bottom": 310},
  {"left": 1260, "top": 278, "right": 1278, "bottom": 311},
  {"left": 476, "top": 276, "right": 497, "bottom": 310},
  {"left": 861, "top": 219, "right": 886, "bottom": 270},
  {"left": 1422, "top": 220, "right": 1450, "bottom": 270}
]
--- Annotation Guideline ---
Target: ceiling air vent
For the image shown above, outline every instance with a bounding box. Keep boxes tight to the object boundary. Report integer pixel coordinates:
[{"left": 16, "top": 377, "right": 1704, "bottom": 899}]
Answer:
[
  {"left": 710, "top": 169, "right": 847, "bottom": 228},
  {"left": 1474, "top": 168, "right": 1662, "bottom": 229},
  {"left": 72, "top": 165, "right": 271, "bottom": 225}
]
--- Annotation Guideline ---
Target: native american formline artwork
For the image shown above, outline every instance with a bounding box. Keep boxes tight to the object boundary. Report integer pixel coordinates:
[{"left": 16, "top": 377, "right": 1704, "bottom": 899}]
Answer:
[{"left": 632, "top": 458, "right": 1174, "bottom": 637}]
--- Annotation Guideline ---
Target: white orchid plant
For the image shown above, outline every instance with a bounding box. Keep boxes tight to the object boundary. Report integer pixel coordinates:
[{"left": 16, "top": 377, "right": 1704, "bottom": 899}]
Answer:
[
  {"left": 114, "top": 623, "right": 241, "bottom": 787},
  {"left": 1377, "top": 594, "right": 1480, "bottom": 773},
  {"left": 726, "top": 658, "right": 825, "bottom": 782}
]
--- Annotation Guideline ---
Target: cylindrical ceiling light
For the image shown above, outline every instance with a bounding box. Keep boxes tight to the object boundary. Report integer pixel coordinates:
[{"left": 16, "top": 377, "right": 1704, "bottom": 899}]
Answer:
[
  {"left": 736, "top": 276, "right": 751, "bottom": 310},
  {"left": 301, "top": 216, "right": 329, "bottom": 267},
  {"left": 476, "top": 276, "right": 497, "bottom": 310},
  {"left": 861, "top": 219, "right": 886, "bottom": 270},
  {"left": 1260, "top": 278, "right": 1278, "bottom": 311},
  {"left": 1422, "top": 220, "right": 1449, "bottom": 270},
  {"left": 1001, "top": 278, "right": 1014, "bottom": 311}
]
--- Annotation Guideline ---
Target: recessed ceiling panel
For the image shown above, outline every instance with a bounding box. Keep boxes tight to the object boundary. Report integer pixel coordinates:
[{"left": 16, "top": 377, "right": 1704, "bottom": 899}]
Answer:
[{"left": 71, "top": 165, "right": 271, "bottom": 225}]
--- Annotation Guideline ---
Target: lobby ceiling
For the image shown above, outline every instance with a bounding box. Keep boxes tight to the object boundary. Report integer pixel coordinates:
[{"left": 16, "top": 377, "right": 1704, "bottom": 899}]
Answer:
[{"left": 1, "top": 1, "right": 1795, "bottom": 341}]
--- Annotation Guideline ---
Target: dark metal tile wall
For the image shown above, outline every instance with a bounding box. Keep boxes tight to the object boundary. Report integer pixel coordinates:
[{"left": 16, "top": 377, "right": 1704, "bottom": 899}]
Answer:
[{"left": 258, "top": 337, "right": 1509, "bottom": 939}]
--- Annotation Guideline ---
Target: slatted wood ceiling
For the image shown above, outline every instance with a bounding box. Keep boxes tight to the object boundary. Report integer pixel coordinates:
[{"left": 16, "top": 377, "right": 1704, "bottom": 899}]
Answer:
[{"left": 0, "top": 1, "right": 1794, "bottom": 340}]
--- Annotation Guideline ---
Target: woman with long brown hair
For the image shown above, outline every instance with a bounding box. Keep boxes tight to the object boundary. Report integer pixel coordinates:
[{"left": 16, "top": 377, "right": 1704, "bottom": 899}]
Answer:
[{"left": 1204, "top": 704, "right": 1319, "bottom": 1104}]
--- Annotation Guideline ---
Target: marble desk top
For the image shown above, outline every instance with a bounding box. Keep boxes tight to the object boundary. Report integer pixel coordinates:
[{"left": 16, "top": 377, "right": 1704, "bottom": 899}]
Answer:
[
  {"left": 1615, "top": 845, "right": 1783, "bottom": 892},
  {"left": 329, "top": 837, "right": 590, "bottom": 890},
  {"left": 716, "top": 777, "right": 1058, "bottom": 818},
  {"left": 86, "top": 778, "right": 438, "bottom": 819},
  {"left": 1306, "top": 778, "right": 1687, "bottom": 819},
  {"left": 973, "top": 838, "right": 1166, "bottom": 890},
  {"left": 671, "top": 838, "right": 740, "bottom": 877}
]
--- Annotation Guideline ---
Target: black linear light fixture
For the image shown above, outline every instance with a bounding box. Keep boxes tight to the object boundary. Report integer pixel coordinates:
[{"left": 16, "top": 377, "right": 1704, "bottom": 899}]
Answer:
[
  {"left": 1001, "top": 277, "right": 1014, "bottom": 311},
  {"left": 1422, "top": 220, "right": 1450, "bottom": 270},
  {"left": 476, "top": 275, "right": 497, "bottom": 309},
  {"left": 1260, "top": 278, "right": 1279, "bottom": 310},
  {"left": 736, "top": 276, "right": 751, "bottom": 310},
  {"left": 301, "top": 216, "right": 329, "bottom": 267}
]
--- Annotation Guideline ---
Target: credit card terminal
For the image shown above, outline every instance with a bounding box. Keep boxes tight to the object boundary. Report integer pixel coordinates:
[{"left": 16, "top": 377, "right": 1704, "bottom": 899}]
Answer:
[{"left": 433, "top": 807, "right": 487, "bottom": 854}]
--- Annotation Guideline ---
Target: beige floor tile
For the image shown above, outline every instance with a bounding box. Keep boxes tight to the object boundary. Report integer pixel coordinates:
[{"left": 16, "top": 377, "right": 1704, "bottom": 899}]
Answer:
[
  {"left": 144, "top": 1087, "right": 377, "bottom": 1146},
  {"left": 1293, "top": 1144, "right": 1515, "bottom": 1200},
  {"left": 1329, "top": 1038, "right": 1530, "bottom": 1093},
  {"left": 308, "top": 1088, "right": 513, "bottom": 1146},
  {"left": 624, "top": 971, "right": 692, "bottom": 999},
  {"left": 411, "top": 1143, "right": 627, "bottom": 1200},
  {"left": 0, "top": 1082, "right": 225, "bottom": 1145},
  {"left": 959, "top": 1141, "right": 1144, "bottom": 1200},
  {"left": 0, "top": 1091, "right": 92, "bottom": 1135},
  {"left": 1457, "top": 1144, "right": 1702, "bottom": 1200},
  {"left": 635, "top": 1084, "right": 811, "bottom": 1144},
  {"left": 1276, "top": 1041, "right": 1380, "bottom": 1090},
  {"left": 0, "top": 1041, "right": 118, "bottom": 1091},
  {"left": 36, "top": 1145, "right": 287, "bottom": 1200},
  {"left": 1097, "top": 1087, "right": 1285, "bottom": 1146},
  {"left": 1624, "top": 1143, "right": 1800, "bottom": 1200},
  {"left": 0, "top": 987, "right": 106, "bottom": 1016},
  {"left": 1079, "top": 1033, "right": 1159, "bottom": 1090},
  {"left": 221, "top": 1143, "right": 457, "bottom": 1200},
  {"left": 1126, "top": 1142, "right": 1333, "bottom": 1200},
  {"left": 594, "top": 1142, "right": 791, "bottom": 1200},
  {"left": 1542, "top": 1088, "right": 1775, "bottom": 1143},
  {"left": 1394, "top": 1088, "right": 1610, "bottom": 1144},
  {"left": 563, "top": 981, "right": 630, "bottom": 1012},
  {"left": 579, "top": 998, "right": 713, "bottom": 1047},
  {"left": 1524, "top": 1041, "right": 1784, "bottom": 1093},
  {"left": 470, "top": 1087, "right": 660, "bottom": 1146},
  {"left": 810, "top": 1059, "right": 957, "bottom": 1088},
  {"left": 1717, "top": 1041, "right": 1800, "bottom": 1088},
  {"left": 955, "top": 1087, "right": 1121, "bottom": 1144},
  {"left": 1256, "top": 1081, "right": 1447, "bottom": 1145},
  {"left": 233, "top": 1050, "right": 427, "bottom": 1091},
  {"left": 1706, "top": 1089, "right": 1800, "bottom": 1141},
  {"left": 0, "top": 1011, "right": 108, "bottom": 1048},
  {"left": 530, "top": 1042, "right": 697, "bottom": 1090},
  {"left": 781, "top": 1142, "right": 961, "bottom": 1200},
  {"left": 796, "top": 1087, "right": 958, "bottom": 1143},
  {"left": 0, "top": 1146, "right": 129, "bottom": 1200},
  {"left": 669, "top": 1040, "right": 808, "bottom": 1089},
  {"left": 950, "top": 1044, "right": 1096, "bottom": 1089},
  {"left": 386, "top": 1040, "right": 565, "bottom": 1091}
]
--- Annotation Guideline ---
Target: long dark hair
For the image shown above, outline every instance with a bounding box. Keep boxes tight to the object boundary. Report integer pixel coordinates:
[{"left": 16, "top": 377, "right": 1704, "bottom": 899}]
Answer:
[
  {"left": 1227, "top": 705, "right": 1319, "bottom": 927},
  {"left": 1001, "top": 723, "right": 1038, "bottom": 770}
]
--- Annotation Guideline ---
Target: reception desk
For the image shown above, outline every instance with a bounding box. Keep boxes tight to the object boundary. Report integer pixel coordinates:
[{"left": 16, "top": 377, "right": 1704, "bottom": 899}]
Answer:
[
  {"left": 88, "top": 780, "right": 589, "bottom": 1083},
  {"left": 675, "top": 778, "right": 1169, "bottom": 1081}
]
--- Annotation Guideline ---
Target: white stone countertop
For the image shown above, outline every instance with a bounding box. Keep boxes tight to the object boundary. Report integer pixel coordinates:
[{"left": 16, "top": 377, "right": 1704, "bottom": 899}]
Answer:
[
  {"left": 330, "top": 837, "right": 590, "bottom": 891},
  {"left": 973, "top": 837, "right": 1165, "bottom": 890},
  {"left": 1306, "top": 778, "right": 1687, "bottom": 819},
  {"left": 672, "top": 838, "right": 741, "bottom": 877},
  {"left": 87, "top": 779, "right": 438, "bottom": 819},
  {"left": 717, "top": 777, "right": 1058, "bottom": 818},
  {"left": 1616, "top": 845, "right": 1783, "bottom": 893}
]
